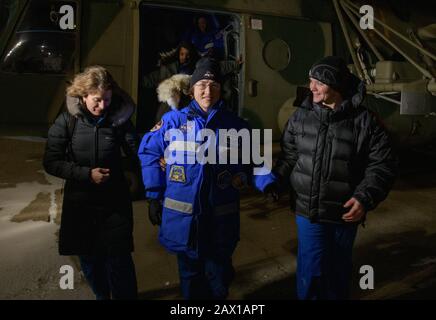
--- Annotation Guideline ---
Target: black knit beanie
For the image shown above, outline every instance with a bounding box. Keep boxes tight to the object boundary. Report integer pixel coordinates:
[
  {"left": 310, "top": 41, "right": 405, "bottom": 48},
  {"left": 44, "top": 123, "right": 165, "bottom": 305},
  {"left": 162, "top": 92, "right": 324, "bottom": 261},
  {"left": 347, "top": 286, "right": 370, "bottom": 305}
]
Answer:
[
  {"left": 308, "top": 56, "right": 351, "bottom": 95},
  {"left": 190, "top": 57, "right": 222, "bottom": 87}
]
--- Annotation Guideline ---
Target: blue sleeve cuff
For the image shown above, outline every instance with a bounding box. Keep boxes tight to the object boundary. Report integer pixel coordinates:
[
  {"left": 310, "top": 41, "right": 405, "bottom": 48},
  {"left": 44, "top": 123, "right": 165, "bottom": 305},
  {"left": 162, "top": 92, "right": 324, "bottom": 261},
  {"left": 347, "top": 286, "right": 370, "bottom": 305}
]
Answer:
[
  {"left": 145, "top": 189, "right": 164, "bottom": 200},
  {"left": 253, "top": 172, "right": 278, "bottom": 192},
  {"left": 141, "top": 166, "right": 165, "bottom": 187}
]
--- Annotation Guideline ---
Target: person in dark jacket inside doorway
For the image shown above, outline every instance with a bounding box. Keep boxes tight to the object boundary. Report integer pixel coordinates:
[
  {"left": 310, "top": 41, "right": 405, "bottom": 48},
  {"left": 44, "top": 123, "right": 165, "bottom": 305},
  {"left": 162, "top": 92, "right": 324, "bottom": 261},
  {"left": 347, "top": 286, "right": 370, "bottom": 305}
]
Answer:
[
  {"left": 43, "top": 66, "right": 139, "bottom": 300},
  {"left": 263, "top": 56, "right": 398, "bottom": 300}
]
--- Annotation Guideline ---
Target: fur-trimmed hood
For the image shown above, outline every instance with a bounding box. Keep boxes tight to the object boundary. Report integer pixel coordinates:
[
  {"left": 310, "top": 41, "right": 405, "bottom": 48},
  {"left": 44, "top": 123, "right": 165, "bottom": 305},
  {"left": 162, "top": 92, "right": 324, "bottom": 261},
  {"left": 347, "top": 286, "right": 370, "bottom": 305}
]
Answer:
[
  {"left": 66, "top": 89, "right": 135, "bottom": 127},
  {"left": 157, "top": 73, "right": 191, "bottom": 110}
]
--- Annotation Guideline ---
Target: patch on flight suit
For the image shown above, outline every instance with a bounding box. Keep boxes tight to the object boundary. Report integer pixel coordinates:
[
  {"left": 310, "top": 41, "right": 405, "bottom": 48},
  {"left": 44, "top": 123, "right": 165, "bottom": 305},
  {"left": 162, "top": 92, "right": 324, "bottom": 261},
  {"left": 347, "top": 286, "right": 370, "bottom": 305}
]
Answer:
[
  {"left": 217, "top": 170, "right": 232, "bottom": 189},
  {"left": 179, "top": 122, "right": 194, "bottom": 133},
  {"left": 169, "top": 165, "right": 186, "bottom": 183},
  {"left": 150, "top": 120, "right": 163, "bottom": 132},
  {"left": 231, "top": 172, "right": 248, "bottom": 190}
]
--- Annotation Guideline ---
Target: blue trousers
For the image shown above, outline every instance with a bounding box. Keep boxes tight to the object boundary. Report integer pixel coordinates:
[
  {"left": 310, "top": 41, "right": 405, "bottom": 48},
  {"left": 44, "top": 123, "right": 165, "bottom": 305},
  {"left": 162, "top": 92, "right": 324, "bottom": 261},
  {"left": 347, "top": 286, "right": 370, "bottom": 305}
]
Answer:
[
  {"left": 296, "top": 215, "right": 358, "bottom": 300},
  {"left": 177, "top": 253, "right": 235, "bottom": 300},
  {"left": 79, "top": 254, "right": 138, "bottom": 300}
]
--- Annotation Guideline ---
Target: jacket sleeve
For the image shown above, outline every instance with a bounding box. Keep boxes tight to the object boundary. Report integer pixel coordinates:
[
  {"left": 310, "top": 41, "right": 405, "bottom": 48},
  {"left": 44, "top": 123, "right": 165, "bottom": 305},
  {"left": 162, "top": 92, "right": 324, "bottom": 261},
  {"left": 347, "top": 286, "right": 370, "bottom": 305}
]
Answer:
[
  {"left": 249, "top": 128, "right": 278, "bottom": 192},
  {"left": 353, "top": 115, "right": 398, "bottom": 212},
  {"left": 43, "top": 113, "right": 91, "bottom": 181},
  {"left": 252, "top": 170, "right": 277, "bottom": 193},
  {"left": 143, "top": 69, "right": 163, "bottom": 88},
  {"left": 272, "top": 117, "right": 298, "bottom": 187},
  {"left": 122, "top": 119, "right": 140, "bottom": 157},
  {"left": 143, "top": 65, "right": 173, "bottom": 88},
  {"left": 137, "top": 119, "right": 169, "bottom": 199}
]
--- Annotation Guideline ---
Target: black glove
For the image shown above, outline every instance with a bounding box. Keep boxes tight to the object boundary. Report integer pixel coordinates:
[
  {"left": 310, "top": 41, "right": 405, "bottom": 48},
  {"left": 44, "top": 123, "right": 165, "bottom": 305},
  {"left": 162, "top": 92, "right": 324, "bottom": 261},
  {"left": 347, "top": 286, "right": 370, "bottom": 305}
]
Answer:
[
  {"left": 148, "top": 199, "right": 163, "bottom": 226},
  {"left": 264, "top": 181, "right": 280, "bottom": 202}
]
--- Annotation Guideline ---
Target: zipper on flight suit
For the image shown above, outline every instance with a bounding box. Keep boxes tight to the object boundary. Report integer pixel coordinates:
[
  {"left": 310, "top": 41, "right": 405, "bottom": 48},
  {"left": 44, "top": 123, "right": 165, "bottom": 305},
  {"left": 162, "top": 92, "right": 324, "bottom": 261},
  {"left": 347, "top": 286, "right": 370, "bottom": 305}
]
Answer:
[{"left": 189, "top": 109, "right": 217, "bottom": 253}]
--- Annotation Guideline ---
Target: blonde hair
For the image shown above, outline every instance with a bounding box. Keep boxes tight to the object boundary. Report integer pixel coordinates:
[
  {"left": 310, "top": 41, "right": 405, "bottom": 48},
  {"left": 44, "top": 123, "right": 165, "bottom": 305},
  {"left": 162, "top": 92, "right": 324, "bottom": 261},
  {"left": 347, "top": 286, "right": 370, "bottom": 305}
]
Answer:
[{"left": 66, "top": 65, "right": 118, "bottom": 97}]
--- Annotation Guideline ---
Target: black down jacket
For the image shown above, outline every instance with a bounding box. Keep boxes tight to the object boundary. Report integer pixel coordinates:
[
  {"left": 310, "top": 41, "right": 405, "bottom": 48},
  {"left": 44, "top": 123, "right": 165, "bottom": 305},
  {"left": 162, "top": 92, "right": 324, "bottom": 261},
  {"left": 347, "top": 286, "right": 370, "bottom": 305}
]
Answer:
[
  {"left": 274, "top": 82, "right": 398, "bottom": 224},
  {"left": 43, "top": 93, "right": 139, "bottom": 255}
]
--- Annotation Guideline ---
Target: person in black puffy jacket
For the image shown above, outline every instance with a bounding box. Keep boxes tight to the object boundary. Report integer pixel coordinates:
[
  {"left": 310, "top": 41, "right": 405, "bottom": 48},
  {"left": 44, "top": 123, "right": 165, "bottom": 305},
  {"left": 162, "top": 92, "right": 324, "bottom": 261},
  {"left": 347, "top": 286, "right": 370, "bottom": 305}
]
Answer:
[
  {"left": 43, "top": 65, "right": 139, "bottom": 300},
  {"left": 265, "top": 56, "right": 398, "bottom": 300}
]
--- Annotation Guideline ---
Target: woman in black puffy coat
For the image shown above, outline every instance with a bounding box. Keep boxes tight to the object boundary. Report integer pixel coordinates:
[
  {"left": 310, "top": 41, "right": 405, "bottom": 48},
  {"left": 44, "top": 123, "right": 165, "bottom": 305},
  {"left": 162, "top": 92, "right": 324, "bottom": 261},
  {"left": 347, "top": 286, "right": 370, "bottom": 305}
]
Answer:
[{"left": 43, "top": 65, "right": 139, "bottom": 299}]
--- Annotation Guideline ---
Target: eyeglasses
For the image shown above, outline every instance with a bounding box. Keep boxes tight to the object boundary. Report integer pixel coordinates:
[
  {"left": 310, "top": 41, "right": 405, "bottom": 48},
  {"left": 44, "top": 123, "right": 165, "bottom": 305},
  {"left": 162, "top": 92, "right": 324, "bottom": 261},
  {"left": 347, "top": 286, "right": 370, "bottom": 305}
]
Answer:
[{"left": 194, "top": 82, "right": 221, "bottom": 91}]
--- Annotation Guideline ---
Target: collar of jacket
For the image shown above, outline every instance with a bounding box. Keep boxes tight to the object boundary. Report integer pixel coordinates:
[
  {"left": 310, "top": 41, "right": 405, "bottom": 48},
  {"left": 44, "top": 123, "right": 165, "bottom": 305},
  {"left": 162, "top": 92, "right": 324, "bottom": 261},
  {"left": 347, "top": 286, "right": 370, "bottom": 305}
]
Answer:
[
  {"left": 178, "top": 61, "right": 195, "bottom": 75},
  {"left": 66, "top": 89, "right": 135, "bottom": 127},
  {"left": 299, "top": 77, "right": 366, "bottom": 113},
  {"left": 301, "top": 95, "right": 356, "bottom": 115},
  {"left": 80, "top": 107, "right": 108, "bottom": 126},
  {"left": 185, "top": 99, "right": 224, "bottom": 122},
  {"left": 314, "top": 101, "right": 357, "bottom": 123}
]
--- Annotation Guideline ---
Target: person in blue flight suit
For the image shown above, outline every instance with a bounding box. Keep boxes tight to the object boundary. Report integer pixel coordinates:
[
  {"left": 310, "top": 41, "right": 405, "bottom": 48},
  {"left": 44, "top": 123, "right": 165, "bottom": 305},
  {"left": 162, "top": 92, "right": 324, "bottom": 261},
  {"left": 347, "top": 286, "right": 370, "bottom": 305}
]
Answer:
[
  {"left": 138, "top": 57, "right": 273, "bottom": 299},
  {"left": 184, "top": 15, "right": 225, "bottom": 59}
]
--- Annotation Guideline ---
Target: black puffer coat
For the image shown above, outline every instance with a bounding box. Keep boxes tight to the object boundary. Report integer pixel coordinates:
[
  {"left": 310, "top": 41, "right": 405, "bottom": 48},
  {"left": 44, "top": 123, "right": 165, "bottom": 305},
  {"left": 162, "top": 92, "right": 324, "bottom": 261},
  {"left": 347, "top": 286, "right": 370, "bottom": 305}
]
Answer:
[
  {"left": 274, "top": 82, "right": 398, "bottom": 224},
  {"left": 43, "top": 92, "right": 139, "bottom": 255}
]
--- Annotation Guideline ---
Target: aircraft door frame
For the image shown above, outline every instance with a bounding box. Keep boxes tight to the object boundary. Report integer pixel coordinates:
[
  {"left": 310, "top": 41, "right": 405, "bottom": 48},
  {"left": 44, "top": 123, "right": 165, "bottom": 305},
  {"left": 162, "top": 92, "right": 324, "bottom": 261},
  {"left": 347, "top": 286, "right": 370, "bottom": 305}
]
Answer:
[{"left": 137, "top": 3, "right": 244, "bottom": 131}]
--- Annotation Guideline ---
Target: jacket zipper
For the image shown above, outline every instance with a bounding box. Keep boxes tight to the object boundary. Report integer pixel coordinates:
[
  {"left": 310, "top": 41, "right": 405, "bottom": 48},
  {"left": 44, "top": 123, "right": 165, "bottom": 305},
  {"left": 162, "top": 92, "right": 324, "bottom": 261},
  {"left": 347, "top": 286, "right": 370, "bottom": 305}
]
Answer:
[
  {"left": 322, "top": 111, "right": 332, "bottom": 181},
  {"left": 94, "top": 125, "right": 98, "bottom": 167},
  {"left": 323, "top": 136, "right": 332, "bottom": 180},
  {"left": 189, "top": 116, "right": 202, "bottom": 252},
  {"left": 190, "top": 113, "right": 214, "bottom": 252}
]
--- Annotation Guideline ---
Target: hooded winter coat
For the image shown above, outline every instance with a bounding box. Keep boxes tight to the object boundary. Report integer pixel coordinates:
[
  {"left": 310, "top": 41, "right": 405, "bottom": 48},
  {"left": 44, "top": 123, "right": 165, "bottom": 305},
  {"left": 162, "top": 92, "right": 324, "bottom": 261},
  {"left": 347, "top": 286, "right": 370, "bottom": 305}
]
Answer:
[{"left": 43, "top": 92, "right": 139, "bottom": 255}]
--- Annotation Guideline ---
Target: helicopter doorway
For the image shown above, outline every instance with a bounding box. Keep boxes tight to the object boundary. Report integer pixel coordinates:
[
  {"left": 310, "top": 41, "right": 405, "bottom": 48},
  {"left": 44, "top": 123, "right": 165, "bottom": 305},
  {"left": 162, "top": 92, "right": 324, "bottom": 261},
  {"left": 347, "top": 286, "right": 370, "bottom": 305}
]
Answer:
[{"left": 137, "top": 3, "right": 242, "bottom": 132}]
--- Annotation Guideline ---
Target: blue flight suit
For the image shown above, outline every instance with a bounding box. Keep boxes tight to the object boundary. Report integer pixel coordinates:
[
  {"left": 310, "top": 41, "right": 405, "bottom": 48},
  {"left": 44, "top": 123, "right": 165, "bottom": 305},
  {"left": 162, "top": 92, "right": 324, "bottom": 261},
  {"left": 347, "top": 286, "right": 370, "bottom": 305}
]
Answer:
[
  {"left": 295, "top": 215, "right": 358, "bottom": 299},
  {"left": 138, "top": 99, "right": 273, "bottom": 299},
  {"left": 257, "top": 170, "right": 361, "bottom": 300}
]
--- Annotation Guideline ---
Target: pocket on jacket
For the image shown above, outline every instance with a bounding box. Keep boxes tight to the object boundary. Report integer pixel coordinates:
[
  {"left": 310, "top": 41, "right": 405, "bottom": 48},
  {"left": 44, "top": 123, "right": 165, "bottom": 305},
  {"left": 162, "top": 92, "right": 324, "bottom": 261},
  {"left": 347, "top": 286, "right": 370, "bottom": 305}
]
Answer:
[{"left": 160, "top": 200, "right": 194, "bottom": 246}]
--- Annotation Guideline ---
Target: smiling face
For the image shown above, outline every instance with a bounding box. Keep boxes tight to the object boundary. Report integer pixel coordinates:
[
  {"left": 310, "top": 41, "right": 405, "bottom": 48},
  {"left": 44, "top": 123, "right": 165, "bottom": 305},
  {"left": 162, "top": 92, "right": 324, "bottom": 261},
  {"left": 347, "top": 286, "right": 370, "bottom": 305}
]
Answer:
[
  {"left": 193, "top": 79, "right": 221, "bottom": 112},
  {"left": 82, "top": 90, "right": 112, "bottom": 117},
  {"left": 309, "top": 77, "right": 342, "bottom": 108}
]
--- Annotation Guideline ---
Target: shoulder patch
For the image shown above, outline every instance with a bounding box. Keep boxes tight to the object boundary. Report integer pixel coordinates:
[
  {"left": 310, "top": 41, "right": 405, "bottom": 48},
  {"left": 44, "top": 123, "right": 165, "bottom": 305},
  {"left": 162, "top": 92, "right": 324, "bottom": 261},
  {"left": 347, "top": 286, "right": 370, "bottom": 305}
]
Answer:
[
  {"left": 231, "top": 172, "right": 248, "bottom": 190},
  {"left": 217, "top": 170, "right": 232, "bottom": 189},
  {"left": 179, "top": 121, "right": 194, "bottom": 133},
  {"left": 169, "top": 165, "right": 186, "bottom": 183},
  {"left": 150, "top": 120, "right": 163, "bottom": 132}
]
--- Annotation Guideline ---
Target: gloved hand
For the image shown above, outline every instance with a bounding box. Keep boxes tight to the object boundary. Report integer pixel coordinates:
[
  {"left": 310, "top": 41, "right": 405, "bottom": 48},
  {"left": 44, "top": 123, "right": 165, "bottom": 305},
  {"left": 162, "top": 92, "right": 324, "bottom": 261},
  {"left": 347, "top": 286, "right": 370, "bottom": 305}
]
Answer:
[
  {"left": 264, "top": 181, "right": 280, "bottom": 202},
  {"left": 148, "top": 199, "right": 163, "bottom": 226}
]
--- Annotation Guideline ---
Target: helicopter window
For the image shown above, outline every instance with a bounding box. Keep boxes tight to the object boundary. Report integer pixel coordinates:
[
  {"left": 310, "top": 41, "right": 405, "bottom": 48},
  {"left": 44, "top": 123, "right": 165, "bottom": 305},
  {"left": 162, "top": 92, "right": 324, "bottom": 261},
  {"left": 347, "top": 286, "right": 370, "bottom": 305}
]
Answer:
[
  {"left": 0, "top": 0, "right": 76, "bottom": 74},
  {"left": 263, "top": 38, "right": 291, "bottom": 71}
]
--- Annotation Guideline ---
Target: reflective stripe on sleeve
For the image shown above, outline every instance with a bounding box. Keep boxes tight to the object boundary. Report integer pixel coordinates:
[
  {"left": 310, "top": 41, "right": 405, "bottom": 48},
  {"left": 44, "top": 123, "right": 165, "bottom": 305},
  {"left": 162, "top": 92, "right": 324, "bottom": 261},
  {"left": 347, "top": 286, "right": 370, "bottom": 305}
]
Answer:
[
  {"left": 167, "top": 141, "right": 199, "bottom": 152},
  {"left": 164, "top": 197, "right": 193, "bottom": 214}
]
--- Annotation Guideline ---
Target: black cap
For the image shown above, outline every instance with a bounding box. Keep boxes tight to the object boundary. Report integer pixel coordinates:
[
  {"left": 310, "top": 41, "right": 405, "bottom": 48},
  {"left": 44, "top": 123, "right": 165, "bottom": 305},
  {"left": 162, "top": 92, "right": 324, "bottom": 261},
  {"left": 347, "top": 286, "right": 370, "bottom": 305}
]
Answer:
[
  {"left": 190, "top": 57, "right": 222, "bottom": 87},
  {"left": 308, "top": 56, "right": 351, "bottom": 94}
]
